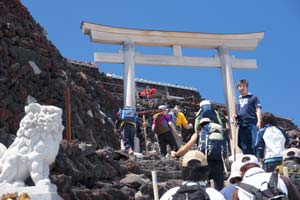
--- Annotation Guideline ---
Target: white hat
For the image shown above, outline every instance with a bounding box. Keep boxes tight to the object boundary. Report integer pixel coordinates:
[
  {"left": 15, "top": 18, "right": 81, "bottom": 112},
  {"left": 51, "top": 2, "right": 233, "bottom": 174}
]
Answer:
[
  {"left": 182, "top": 150, "right": 208, "bottom": 167},
  {"left": 158, "top": 105, "right": 168, "bottom": 110},
  {"left": 283, "top": 148, "right": 300, "bottom": 160},
  {"left": 199, "top": 100, "right": 211, "bottom": 107},
  {"left": 199, "top": 118, "right": 211, "bottom": 125},
  {"left": 237, "top": 154, "right": 259, "bottom": 170},
  {"left": 228, "top": 161, "right": 242, "bottom": 183}
]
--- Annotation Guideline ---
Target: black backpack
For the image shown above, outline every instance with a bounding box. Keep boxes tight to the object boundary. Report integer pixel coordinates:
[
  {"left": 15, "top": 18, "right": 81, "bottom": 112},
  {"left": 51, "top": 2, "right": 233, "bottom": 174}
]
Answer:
[
  {"left": 172, "top": 183, "right": 210, "bottom": 200},
  {"left": 237, "top": 172, "right": 288, "bottom": 200}
]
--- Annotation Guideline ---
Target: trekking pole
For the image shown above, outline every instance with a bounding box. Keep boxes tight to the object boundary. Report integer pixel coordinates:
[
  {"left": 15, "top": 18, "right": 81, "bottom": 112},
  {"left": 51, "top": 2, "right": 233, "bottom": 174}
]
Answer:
[
  {"left": 151, "top": 170, "right": 159, "bottom": 200},
  {"left": 142, "top": 115, "right": 148, "bottom": 156}
]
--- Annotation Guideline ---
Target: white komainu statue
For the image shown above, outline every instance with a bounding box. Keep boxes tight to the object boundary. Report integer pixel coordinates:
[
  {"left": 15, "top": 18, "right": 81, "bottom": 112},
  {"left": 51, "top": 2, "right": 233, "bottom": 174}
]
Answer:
[{"left": 0, "top": 103, "right": 64, "bottom": 187}]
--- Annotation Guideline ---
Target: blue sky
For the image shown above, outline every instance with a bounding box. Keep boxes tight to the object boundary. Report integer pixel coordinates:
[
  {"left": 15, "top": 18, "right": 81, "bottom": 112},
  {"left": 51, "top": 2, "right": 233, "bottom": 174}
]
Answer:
[{"left": 21, "top": 0, "right": 300, "bottom": 126}]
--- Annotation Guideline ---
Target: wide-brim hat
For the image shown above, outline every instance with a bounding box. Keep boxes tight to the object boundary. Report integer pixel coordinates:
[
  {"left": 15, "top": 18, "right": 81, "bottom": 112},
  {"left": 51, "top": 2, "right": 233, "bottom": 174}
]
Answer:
[
  {"left": 182, "top": 150, "right": 208, "bottom": 167},
  {"left": 228, "top": 161, "right": 242, "bottom": 183}
]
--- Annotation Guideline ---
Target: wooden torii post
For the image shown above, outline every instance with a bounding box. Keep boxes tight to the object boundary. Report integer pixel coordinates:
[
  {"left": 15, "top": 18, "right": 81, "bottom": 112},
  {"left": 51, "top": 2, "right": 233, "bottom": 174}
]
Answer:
[{"left": 81, "top": 22, "right": 264, "bottom": 158}]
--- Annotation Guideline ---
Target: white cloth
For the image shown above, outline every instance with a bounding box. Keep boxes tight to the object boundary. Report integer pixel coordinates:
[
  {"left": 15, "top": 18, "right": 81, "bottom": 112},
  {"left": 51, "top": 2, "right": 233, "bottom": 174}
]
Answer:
[
  {"left": 236, "top": 167, "right": 288, "bottom": 200},
  {"left": 160, "top": 181, "right": 225, "bottom": 200},
  {"left": 263, "top": 126, "right": 286, "bottom": 160}
]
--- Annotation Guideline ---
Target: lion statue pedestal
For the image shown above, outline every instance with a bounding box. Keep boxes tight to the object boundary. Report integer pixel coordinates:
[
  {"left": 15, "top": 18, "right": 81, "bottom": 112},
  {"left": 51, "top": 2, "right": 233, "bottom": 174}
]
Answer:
[{"left": 0, "top": 103, "right": 64, "bottom": 200}]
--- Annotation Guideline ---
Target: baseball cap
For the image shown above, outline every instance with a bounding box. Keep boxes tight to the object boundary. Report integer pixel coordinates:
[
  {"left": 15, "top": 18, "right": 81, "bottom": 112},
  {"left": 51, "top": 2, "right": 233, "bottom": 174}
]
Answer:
[
  {"left": 182, "top": 150, "right": 208, "bottom": 167},
  {"left": 283, "top": 148, "right": 300, "bottom": 160},
  {"left": 237, "top": 154, "right": 259, "bottom": 170},
  {"left": 158, "top": 105, "right": 168, "bottom": 110},
  {"left": 228, "top": 161, "right": 242, "bottom": 183},
  {"left": 199, "top": 118, "right": 211, "bottom": 125}
]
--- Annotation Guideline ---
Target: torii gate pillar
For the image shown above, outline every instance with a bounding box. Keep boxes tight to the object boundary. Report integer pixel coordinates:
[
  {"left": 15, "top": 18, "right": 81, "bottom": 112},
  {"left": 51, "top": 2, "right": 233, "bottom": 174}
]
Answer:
[
  {"left": 218, "top": 46, "right": 238, "bottom": 157},
  {"left": 123, "top": 41, "right": 136, "bottom": 108}
]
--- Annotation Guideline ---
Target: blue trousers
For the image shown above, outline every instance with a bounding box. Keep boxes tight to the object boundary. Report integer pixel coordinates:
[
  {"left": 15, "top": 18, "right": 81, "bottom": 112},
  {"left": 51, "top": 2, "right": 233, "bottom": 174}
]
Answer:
[
  {"left": 122, "top": 123, "right": 136, "bottom": 151},
  {"left": 238, "top": 124, "right": 257, "bottom": 155}
]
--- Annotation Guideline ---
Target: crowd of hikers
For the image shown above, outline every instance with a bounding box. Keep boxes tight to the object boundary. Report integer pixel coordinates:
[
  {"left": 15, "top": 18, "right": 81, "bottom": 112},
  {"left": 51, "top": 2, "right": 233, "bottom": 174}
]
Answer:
[{"left": 115, "top": 79, "right": 300, "bottom": 199}]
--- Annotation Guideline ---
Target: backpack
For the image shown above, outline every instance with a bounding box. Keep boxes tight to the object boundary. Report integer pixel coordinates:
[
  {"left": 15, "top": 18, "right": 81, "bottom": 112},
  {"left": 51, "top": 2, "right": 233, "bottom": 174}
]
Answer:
[
  {"left": 153, "top": 112, "right": 169, "bottom": 134},
  {"left": 194, "top": 105, "right": 223, "bottom": 132},
  {"left": 119, "top": 107, "right": 137, "bottom": 123},
  {"left": 198, "top": 122, "right": 227, "bottom": 160},
  {"left": 172, "top": 183, "right": 210, "bottom": 200},
  {"left": 237, "top": 172, "right": 288, "bottom": 200},
  {"left": 169, "top": 109, "right": 180, "bottom": 131},
  {"left": 277, "top": 160, "right": 300, "bottom": 193}
]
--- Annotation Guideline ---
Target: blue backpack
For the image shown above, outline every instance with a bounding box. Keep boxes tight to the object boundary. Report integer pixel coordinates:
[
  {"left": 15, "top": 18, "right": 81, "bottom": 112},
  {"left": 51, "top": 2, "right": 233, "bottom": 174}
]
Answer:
[
  {"left": 198, "top": 122, "right": 227, "bottom": 160},
  {"left": 168, "top": 109, "right": 180, "bottom": 131},
  {"left": 119, "top": 107, "right": 137, "bottom": 123},
  {"left": 196, "top": 103, "right": 220, "bottom": 125}
]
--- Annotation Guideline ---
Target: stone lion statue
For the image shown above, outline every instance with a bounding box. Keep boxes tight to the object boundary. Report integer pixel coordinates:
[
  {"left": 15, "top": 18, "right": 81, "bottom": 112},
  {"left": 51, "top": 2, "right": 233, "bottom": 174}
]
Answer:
[{"left": 0, "top": 103, "right": 64, "bottom": 187}]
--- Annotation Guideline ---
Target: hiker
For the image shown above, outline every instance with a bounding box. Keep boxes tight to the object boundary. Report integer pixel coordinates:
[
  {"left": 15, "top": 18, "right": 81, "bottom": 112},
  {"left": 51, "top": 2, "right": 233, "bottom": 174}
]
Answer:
[
  {"left": 152, "top": 105, "right": 178, "bottom": 156},
  {"left": 232, "top": 154, "right": 300, "bottom": 200},
  {"left": 220, "top": 160, "right": 242, "bottom": 200},
  {"left": 160, "top": 150, "right": 225, "bottom": 200},
  {"left": 118, "top": 106, "right": 138, "bottom": 155},
  {"left": 171, "top": 118, "right": 228, "bottom": 191},
  {"left": 169, "top": 105, "right": 193, "bottom": 147},
  {"left": 139, "top": 85, "right": 156, "bottom": 100},
  {"left": 276, "top": 148, "right": 300, "bottom": 193},
  {"left": 194, "top": 100, "right": 224, "bottom": 133},
  {"left": 256, "top": 112, "right": 289, "bottom": 172},
  {"left": 236, "top": 79, "right": 262, "bottom": 155}
]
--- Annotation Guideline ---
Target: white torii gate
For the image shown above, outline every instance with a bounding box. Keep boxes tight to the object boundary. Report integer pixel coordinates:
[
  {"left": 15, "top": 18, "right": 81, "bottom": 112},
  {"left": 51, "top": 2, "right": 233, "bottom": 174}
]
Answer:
[{"left": 81, "top": 22, "right": 264, "bottom": 158}]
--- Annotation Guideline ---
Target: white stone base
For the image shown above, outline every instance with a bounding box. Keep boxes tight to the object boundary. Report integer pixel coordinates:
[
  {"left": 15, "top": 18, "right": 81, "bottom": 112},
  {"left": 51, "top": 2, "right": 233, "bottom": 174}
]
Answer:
[{"left": 0, "top": 184, "right": 63, "bottom": 200}]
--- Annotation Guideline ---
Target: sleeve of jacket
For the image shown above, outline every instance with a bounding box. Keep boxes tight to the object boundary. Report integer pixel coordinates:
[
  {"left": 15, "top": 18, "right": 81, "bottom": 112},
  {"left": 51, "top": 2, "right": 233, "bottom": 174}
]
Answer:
[
  {"left": 280, "top": 175, "right": 300, "bottom": 199},
  {"left": 278, "top": 127, "right": 290, "bottom": 148}
]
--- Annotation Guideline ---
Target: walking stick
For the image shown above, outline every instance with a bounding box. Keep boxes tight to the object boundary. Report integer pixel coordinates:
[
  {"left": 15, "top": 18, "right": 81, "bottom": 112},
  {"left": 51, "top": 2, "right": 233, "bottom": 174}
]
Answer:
[
  {"left": 152, "top": 170, "right": 159, "bottom": 200},
  {"left": 142, "top": 115, "right": 148, "bottom": 156}
]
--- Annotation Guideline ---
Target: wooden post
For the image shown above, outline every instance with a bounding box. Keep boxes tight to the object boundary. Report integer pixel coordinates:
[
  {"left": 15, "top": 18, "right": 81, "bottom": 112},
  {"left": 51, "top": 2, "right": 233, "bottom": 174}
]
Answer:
[
  {"left": 143, "top": 115, "right": 148, "bottom": 156},
  {"left": 218, "top": 46, "right": 240, "bottom": 161},
  {"left": 65, "top": 87, "right": 71, "bottom": 141},
  {"left": 151, "top": 170, "right": 159, "bottom": 200}
]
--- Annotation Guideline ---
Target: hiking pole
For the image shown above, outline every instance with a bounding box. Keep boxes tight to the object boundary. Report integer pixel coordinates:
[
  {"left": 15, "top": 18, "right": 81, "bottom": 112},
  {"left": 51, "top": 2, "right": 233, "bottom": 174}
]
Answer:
[
  {"left": 151, "top": 170, "right": 159, "bottom": 200},
  {"left": 143, "top": 115, "right": 148, "bottom": 156}
]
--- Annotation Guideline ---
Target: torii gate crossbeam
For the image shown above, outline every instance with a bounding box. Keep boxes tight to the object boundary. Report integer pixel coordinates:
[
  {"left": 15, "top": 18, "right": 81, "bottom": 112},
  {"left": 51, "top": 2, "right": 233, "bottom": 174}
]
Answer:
[{"left": 81, "top": 22, "right": 264, "bottom": 159}]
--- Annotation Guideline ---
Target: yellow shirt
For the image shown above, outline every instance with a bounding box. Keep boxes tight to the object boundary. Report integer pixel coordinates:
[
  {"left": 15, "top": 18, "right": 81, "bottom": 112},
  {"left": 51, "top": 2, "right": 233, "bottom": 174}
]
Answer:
[{"left": 176, "top": 112, "right": 188, "bottom": 127}]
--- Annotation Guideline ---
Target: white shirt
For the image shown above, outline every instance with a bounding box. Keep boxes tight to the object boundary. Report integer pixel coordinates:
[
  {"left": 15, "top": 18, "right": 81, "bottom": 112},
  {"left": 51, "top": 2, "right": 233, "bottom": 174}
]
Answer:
[
  {"left": 160, "top": 181, "right": 225, "bottom": 200},
  {"left": 236, "top": 167, "right": 288, "bottom": 200}
]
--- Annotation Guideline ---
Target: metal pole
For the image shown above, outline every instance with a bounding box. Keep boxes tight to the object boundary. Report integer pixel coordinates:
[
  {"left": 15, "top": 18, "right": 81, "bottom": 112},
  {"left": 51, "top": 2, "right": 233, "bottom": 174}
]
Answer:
[
  {"left": 123, "top": 41, "right": 136, "bottom": 108},
  {"left": 217, "top": 46, "right": 238, "bottom": 160}
]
